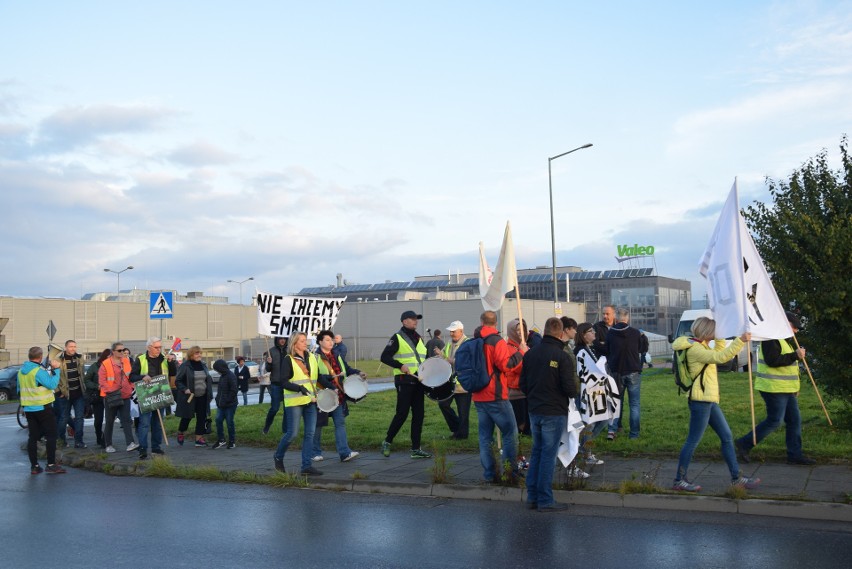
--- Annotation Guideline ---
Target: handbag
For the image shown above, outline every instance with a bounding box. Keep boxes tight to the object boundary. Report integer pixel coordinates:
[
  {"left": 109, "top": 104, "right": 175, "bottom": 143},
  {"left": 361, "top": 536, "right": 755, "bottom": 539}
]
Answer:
[{"left": 104, "top": 389, "right": 124, "bottom": 409}]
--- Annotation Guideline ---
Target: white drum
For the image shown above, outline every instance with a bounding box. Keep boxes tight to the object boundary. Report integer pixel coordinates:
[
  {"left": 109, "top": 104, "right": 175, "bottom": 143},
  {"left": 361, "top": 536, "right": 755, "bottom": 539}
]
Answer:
[
  {"left": 343, "top": 374, "right": 368, "bottom": 402},
  {"left": 316, "top": 389, "right": 339, "bottom": 413},
  {"left": 418, "top": 357, "right": 452, "bottom": 388}
]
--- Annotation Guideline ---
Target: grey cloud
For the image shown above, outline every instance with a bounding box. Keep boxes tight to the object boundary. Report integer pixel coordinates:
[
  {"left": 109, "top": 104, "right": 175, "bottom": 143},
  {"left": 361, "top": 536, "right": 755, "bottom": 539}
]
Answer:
[{"left": 167, "top": 141, "right": 239, "bottom": 167}]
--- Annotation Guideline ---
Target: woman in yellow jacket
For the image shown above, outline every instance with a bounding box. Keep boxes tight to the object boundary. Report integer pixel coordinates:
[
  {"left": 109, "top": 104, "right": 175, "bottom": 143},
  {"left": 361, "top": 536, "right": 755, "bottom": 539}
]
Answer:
[{"left": 671, "top": 317, "right": 759, "bottom": 492}]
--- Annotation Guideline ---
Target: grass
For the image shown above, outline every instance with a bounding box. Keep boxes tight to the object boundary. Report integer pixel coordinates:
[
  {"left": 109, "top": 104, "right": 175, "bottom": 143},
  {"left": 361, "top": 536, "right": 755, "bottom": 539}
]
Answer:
[{"left": 162, "top": 367, "right": 850, "bottom": 462}]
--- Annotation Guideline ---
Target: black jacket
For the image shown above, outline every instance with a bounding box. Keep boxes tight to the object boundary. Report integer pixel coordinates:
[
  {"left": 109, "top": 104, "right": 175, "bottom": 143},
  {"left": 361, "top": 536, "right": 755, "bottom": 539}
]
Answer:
[
  {"left": 381, "top": 327, "right": 424, "bottom": 385},
  {"left": 213, "top": 359, "right": 239, "bottom": 408},
  {"left": 267, "top": 338, "right": 289, "bottom": 385},
  {"left": 519, "top": 335, "right": 577, "bottom": 416},
  {"left": 235, "top": 364, "right": 251, "bottom": 392},
  {"left": 606, "top": 322, "right": 642, "bottom": 374}
]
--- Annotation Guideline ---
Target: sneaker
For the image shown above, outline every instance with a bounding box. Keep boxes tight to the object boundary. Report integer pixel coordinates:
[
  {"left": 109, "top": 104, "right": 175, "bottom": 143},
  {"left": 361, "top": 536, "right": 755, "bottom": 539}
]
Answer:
[
  {"left": 568, "top": 466, "right": 590, "bottom": 479},
  {"left": 342, "top": 451, "right": 360, "bottom": 462},
  {"left": 195, "top": 438, "right": 208, "bottom": 447},
  {"left": 538, "top": 502, "right": 569, "bottom": 513},
  {"left": 732, "top": 476, "right": 761, "bottom": 490},
  {"left": 787, "top": 455, "right": 817, "bottom": 466},
  {"left": 177, "top": 433, "right": 185, "bottom": 446},
  {"left": 31, "top": 464, "right": 43, "bottom": 475},
  {"left": 410, "top": 448, "right": 432, "bottom": 459},
  {"left": 606, "top": 432, "right": 616, "bottom": 441},
  {"left": 211, "top": 440, "right": 227, "bottom": 450},
  {"left": 151, "top": 448, "right": 165, "bottom": 455},
  {"left": 735, "top": 439, "right": 751, "bottom": 464},
  {"left": 274, "top": 458, "right": 285, "bottom": 473},
  {"left": 381, "top": 440, "right": 391, "bottom": 457},
  {"left": 105, "top": 445, "right": 116, "bottom": 453},
  {"left": 126, "top": 442, "right": 140, "bottom": 452},
  {"left": 262, "top": 427, "right": 269, "bottom": 435},
  {"left": 74, "top": 442, "right": 87, "bottom": 449},
  {"left": 311, "top": 455, "right": 324, "bottom": 462},
  {"left": 300, "top": 466, "right": 323, "bottom": 476},
  {"left": 138, "top": 450, "right": 148, "bottom": 460},
  {"left": 45, "top": 464, "right": 67, "bottom": 474},
  {"left": 227, "top": 441, "right": 236, "bottom": 449},
  {"left": 585, "top": 453, "right": 604, "bottom": 466},
  {"left": 672, "top": 479, "right": 702, "bottom": 492}
]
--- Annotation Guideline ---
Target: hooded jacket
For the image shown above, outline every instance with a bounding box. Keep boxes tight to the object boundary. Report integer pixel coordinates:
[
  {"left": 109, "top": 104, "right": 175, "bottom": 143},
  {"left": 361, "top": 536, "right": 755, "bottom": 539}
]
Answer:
[
  {"left": 213, "top": 359, "right": 239, "bottom": 408},
  {"left": 472, "top": 325, "right": 523, "bottom": 403},
  {"left": 605, "top": 322, "right": 642, "bottom": 375},
  {"left": 671, "top": 336, "right": 745, "bottom": 403}
]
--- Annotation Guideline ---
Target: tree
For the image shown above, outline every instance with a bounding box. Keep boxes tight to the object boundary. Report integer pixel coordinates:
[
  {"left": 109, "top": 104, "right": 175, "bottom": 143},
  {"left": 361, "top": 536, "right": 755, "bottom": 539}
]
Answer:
[{"left": 743, "top": 136, "right": 852, "bottom": 412}]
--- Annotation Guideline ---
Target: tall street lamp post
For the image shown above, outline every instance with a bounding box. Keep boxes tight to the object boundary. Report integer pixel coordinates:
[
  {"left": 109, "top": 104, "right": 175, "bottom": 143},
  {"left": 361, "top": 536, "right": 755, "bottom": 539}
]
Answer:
[
  {"left": 548, "top": 143, "right": 593, "bottom": 310},
  {"left": 104, "top": 266, "right": 134, "bottom": 340},
  {"left": 228, "top": 277, "right": 254, "bottom": 356}
]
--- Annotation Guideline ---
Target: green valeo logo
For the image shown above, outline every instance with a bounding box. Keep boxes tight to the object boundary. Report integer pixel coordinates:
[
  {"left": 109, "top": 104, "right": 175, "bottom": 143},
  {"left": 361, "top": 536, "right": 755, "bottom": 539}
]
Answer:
[{"left": 617, "top": 244, "right": 655, "bottom": 256}]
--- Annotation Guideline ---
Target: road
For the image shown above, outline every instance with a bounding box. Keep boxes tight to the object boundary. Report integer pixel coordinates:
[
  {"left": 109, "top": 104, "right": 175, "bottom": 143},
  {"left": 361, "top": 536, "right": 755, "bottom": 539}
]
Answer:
[{"left": 2, "top": 414, "right": 850, "bottom": 568}]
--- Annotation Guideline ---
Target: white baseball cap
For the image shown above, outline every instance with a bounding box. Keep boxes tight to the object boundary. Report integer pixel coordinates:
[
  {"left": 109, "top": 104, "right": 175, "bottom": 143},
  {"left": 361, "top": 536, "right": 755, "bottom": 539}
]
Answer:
[{"left": 446, "top": 321, "right": 464, "bottom": 332}]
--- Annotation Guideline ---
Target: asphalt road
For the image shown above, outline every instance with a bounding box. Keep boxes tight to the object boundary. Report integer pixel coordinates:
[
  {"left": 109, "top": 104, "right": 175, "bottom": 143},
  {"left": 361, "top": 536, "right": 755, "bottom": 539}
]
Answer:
[{"left": 2, "top": 414, "right": 850, "bottom": 568}]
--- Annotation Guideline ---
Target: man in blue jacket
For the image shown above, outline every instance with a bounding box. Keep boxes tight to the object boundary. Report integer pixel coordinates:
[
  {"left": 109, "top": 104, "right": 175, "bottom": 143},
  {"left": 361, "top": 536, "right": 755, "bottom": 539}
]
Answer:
[{"left": 19, "top": 346, "right": 66, "bottom": 474}]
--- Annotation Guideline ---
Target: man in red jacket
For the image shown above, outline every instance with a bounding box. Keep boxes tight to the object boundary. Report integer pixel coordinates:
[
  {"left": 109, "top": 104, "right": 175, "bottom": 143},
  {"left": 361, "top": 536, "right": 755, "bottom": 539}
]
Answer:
[{"left": 473, "top": 310, "right": 525, "bottom": 482}]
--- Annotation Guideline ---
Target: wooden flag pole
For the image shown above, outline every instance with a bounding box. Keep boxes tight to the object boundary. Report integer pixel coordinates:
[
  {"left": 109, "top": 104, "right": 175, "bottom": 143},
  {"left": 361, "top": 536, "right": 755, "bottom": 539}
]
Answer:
[
  {"left": 792, "top": 335, "right": 832, "bottom": 426},
  {"left": 746, "top": 340, "right": 757, "bottom": 446},
  {"left": 156, "top": 408, "right": 169, "bottom": 446}
]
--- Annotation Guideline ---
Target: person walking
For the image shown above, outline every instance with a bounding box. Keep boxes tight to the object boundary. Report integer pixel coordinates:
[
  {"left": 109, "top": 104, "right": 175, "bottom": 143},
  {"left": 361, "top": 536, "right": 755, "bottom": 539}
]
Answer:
[
  {"left": 211, "top": 359, "right": 239, "bottom": 449},
  {"left": 130, "top": 336, "right": 177, "bottom": 459},
  {"left": 99, "top": 343, "right": 138, "bottom": 453},
  {"left": 174, "top": 346, "right": 213, "bottom": 447},
  {"left": 312, "top": 330, "right": 362, "bottom": 462}
]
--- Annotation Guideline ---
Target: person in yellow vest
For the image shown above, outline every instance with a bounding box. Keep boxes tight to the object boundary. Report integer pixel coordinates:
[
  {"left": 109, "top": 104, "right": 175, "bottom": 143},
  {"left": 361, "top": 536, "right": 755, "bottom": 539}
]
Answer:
[
  {"left": 380, "top": 310, "right": 432, "bottom": 459},
  {"left": 130, "top": 336, "right": 177, "bottom": 459},
  {"left": 736, "top": 311, "right": 816, "bottom": 465},
  {"left": 273, "top": 331, "right": 323, "bottom": 476},
  {"left": 19, "top": 346, "right": 66, "bottom": 474},
  {"left": 438, "top": 320, "right": 471, "bottom": 439}
]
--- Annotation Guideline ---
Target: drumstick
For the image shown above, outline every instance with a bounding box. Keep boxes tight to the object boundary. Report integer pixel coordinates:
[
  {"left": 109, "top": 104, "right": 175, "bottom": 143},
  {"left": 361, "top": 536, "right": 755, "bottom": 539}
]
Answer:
[{"left": 187, "top": 393, "right": 194, "bottom": 403}]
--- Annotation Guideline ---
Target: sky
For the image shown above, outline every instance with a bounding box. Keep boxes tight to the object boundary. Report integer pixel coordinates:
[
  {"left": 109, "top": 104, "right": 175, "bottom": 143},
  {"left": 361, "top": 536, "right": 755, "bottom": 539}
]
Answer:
[{"left": 1, "top": 1, "right": 850, "bottom": 304}]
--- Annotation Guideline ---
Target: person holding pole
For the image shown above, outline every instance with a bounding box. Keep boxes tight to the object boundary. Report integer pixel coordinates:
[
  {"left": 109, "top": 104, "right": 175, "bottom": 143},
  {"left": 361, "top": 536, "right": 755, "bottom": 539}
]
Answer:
[
  {"left": 735, "top": 311, "right": 817, "bottom": 466},
  {"left": 130, "top": 336, "right": 177, "bottom": 459}
]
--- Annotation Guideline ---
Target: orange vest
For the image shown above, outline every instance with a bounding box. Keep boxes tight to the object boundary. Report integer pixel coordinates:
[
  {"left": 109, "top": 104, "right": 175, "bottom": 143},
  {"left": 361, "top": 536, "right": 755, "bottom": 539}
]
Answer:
[{"left": 101, "top": 357, "right": 131, "bottom": 396}]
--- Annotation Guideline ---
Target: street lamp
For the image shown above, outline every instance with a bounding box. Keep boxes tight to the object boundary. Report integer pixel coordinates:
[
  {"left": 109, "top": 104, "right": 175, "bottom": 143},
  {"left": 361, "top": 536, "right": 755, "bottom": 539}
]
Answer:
[
  {"left": 548, "top": 143, "right": 592, "bottom": 308},
  {"left": 228, "top": 277, "right": 254, "bottom": 356},
  {"left": 104, "top": 266, "right": 134, "bottom": 339}
]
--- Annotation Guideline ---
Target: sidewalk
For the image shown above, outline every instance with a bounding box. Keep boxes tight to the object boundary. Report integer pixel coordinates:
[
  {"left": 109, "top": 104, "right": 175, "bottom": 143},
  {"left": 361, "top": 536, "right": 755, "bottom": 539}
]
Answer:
[{"left": 56, "top": 437, "right": 851, "bottom": 523}]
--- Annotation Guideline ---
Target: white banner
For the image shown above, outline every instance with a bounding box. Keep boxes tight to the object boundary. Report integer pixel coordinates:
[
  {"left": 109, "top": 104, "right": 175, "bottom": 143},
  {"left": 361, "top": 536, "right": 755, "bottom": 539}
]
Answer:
[
  {"left": 479, "top": 221, "right": 518, "bottom": 311},
  {"left": 698, "top": 180, "right": 791, "bottom": 341},
  {"left": 576, "top": 351, "right": 621, "bottom": 424},
  {"left": 255, "top": 291, "right": 346, "bottom": 337}
]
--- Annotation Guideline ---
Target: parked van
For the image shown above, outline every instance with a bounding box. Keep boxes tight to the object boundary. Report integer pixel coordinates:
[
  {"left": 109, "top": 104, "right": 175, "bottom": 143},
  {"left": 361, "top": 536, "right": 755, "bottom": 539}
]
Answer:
[{"left": 667, "top": 309, "right": 747, "bottom": 372}]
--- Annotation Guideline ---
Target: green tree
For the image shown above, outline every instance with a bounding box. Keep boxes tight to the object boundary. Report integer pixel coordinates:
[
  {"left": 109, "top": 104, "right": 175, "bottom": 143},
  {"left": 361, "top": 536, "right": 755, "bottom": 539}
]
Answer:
[{"left": 743, "top": 135, "right": 852, "bottom": 413}]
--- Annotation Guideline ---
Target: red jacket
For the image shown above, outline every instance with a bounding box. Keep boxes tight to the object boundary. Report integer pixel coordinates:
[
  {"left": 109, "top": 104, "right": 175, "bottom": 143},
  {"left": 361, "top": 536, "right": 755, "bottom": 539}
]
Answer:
[
  {"left": 505, "top": 338, "right": 523, "bottom": 390},
  {"left": 473, "top": 325, "right": 523, "bottom": 402}
]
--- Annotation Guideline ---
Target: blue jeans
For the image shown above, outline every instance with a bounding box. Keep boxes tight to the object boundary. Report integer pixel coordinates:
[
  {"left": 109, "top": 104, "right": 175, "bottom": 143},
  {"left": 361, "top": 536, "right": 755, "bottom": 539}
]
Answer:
[
  {"left": 137, "top": 409, "right": 165, "bottom": 451},
  {"left": 68, "top": 397, "right": 85, "bottom": 444},
  {"left": 737, "top": 391, "right": 803, "bottom": 459},
  {"left": 54, "top": 397, "right": 69, "bottom": 442},
  {"left": 312, "top": 405, "right": 353, "bottom": 460},
  {"left": 264, "top": 384, "right": 286, "bottom": 433},
  {"left": 609, "top": 372, "right": 641, "bottom": 438},
  {"left": 474, "top": 400, "right": 518, "bottom": 481},
  {"left": 216, "top": 405, "right": 236, "bottom": 442},
  {"left": 676, "top": 400, "right": 739, "bottom": 481},
  {"left": 241, "top": 390, "right": 248, "bottom": 407},
  {"left": 526, "top": 413, "right": 568, "bottom": 508},
  {"left": 274, "top": 403, "right": 317, "bottom": 471}
]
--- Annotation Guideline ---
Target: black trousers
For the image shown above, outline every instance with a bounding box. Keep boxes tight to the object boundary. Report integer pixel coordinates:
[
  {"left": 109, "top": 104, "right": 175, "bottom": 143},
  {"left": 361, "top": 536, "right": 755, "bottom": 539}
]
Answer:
[
  {"left": 385, "top": 379, "right": 426, "bottom": 448},
  {"left": 26, "top": 405, "right": 57, "bottom": 466},
  {"left": 438, "top": 392, "right": 472, "bottom": 438}
]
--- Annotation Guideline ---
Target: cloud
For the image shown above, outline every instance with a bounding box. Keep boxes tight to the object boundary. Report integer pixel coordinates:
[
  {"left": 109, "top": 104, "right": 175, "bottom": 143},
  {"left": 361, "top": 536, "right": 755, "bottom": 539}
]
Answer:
[{"left": 167, "top": 141, "right": 239, "bottom": 167}]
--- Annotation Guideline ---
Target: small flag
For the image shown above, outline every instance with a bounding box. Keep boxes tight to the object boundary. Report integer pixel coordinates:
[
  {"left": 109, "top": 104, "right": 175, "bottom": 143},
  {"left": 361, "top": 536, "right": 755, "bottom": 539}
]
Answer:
[
  {"left": 478, "top": 221, "right": 518, "bottom": 311},
  {"left": 171, "top": 337, "right": 182, "bottom": 352}
]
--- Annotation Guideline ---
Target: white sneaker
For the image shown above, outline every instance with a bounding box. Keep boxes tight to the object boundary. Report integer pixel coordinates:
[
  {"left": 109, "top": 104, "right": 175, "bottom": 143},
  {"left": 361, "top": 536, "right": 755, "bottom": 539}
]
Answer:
[
  {"left": 311, "top": 455, "right": 324, "bottom": 462},
  {"left": 105, "top": 445, "right": 116, "bottom": 453},
  {"left": 126, "top": 442, "right": 140, "bottom": 452},
  {"left": 568, "top": 466, "right": 590, "bottom": 479},
  {"left": 585, "top": 454, "right": 604, "bottom": 466},
  {"left": 342, "top": 451, "right": 360, "bottom": 462}
]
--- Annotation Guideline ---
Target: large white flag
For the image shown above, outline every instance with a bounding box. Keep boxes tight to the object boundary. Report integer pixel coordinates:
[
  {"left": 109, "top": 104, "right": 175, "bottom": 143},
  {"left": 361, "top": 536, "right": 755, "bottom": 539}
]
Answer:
[
  {"left": 698, "top": 181, "right": 791, "bottom": 341},
  {"left": 479, "top": 221, "right": 518, "bottom": 311}
]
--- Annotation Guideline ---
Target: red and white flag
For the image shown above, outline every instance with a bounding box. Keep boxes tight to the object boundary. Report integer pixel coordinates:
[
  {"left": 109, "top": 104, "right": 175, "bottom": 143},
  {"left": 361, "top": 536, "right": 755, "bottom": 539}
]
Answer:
[{"left": 479, "top": 221, "right": 518, "bottom": 312}]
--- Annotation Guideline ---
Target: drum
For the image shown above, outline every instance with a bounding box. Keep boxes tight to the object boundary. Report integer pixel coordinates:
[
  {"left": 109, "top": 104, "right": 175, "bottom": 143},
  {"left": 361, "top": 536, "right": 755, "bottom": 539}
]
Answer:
[
  {"left": 417, "top": 358, "right": 452, "bottom": 388},
  {"left": 425, "top": 378, "right": 456, "bottom": 402},
  {"left": 316, "top": 389, "right": 339, "bottom": 413},
  {"left": 343, "top": 374, "right": 368, "bottom": 403}
]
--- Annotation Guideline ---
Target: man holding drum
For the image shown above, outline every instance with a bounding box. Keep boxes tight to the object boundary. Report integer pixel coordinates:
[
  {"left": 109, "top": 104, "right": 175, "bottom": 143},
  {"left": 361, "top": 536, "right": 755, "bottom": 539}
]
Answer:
[
  {"left": 380, "top": 310, "right": 432, "bottom": 459},
  {"left": 438, "top": 321, "right": 471, "bottom": 439},
  {"left": 312, "top": 330, "right": 363, "bottom": 463}
]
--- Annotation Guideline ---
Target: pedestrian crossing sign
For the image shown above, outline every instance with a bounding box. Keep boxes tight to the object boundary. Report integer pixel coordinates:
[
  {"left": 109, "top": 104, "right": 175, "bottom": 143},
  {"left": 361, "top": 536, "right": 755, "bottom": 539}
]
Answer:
[{"left": 149, "top": 291, "right": 174, "bottom": 319}]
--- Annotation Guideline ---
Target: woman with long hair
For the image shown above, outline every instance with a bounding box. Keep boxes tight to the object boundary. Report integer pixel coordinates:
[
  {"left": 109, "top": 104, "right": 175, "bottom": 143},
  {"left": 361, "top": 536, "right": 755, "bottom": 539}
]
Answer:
[{"left": 671, "top": 317, "right": 759, "bottom": 492}]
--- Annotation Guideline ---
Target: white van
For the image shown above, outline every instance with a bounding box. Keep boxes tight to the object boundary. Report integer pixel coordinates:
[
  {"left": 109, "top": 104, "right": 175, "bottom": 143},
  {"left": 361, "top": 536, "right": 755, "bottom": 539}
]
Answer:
[{"left": 667, "top": 309, "right": 746, "bottom": 372}]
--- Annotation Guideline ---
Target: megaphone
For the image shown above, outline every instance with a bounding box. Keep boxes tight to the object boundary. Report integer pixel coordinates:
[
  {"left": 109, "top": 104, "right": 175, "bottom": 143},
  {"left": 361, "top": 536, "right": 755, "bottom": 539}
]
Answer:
[{"left": 47, "top": 343, "right": 63, "bottom": 363}]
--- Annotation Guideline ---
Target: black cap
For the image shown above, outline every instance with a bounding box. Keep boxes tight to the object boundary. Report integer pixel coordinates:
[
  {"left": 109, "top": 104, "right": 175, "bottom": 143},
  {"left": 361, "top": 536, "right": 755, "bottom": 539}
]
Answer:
[
  {"left": 400, "top": 310, "right": 423, "bottom": 322},
  {"left": 785, "top": 311, "right": 802, "bottom": 329}
]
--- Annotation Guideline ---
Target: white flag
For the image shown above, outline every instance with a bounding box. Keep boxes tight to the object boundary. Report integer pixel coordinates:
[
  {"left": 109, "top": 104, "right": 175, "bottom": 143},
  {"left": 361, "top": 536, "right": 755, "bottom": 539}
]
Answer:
[
  {"left": 479, "top": 221, "right": 518, "bottom": 311},
  {"left": 557, "top": 398, "right": 585, "bottom": 468},
  {"left": 698, "top": 180, "right": 791, "bottom": 341}
]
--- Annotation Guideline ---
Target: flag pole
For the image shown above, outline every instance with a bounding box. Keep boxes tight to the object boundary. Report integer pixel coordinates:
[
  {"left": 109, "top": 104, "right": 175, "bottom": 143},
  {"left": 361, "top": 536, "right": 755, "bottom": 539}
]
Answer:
[
  {"left": 746, "top": 340, "right": 757, "bottom": 445},
  {"left": 792, "top": 335, "right": 832, "bottom": 426}
]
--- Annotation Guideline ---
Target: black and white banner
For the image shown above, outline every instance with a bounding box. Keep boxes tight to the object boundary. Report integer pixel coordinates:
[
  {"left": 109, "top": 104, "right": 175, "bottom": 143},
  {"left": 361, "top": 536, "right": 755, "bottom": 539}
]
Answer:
[
  {"left": 576, "top": 350, "right": 621, "bottom": 425},
  {"left": 256, "top": 291, "right": 346, "bottom": 337}
]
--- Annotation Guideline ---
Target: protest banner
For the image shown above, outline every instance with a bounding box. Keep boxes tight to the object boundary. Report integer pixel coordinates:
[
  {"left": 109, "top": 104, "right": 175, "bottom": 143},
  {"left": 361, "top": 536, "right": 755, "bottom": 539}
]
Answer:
[
  {"left": 256, "top": 291, "right": 346, "bottom": 337},
  {"left": 134, "top": 375, "right": 174, "bottom": 414}
]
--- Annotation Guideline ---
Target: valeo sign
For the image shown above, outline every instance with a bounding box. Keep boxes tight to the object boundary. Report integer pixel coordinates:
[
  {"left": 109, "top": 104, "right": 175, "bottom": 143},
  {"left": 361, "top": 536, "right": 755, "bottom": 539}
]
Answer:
[{"left": 617, "top": 244, "right": 655, "bottom": 256}]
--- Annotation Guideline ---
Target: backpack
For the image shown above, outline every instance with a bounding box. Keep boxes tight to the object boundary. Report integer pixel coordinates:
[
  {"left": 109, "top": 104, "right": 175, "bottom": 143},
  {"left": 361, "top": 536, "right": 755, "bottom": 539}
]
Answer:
[
  {"left": 454, "top": 334, "right": 501, "bottom": 393},
  {"left": 673, "top": 339, "right": 708, "bottom": 397}
]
